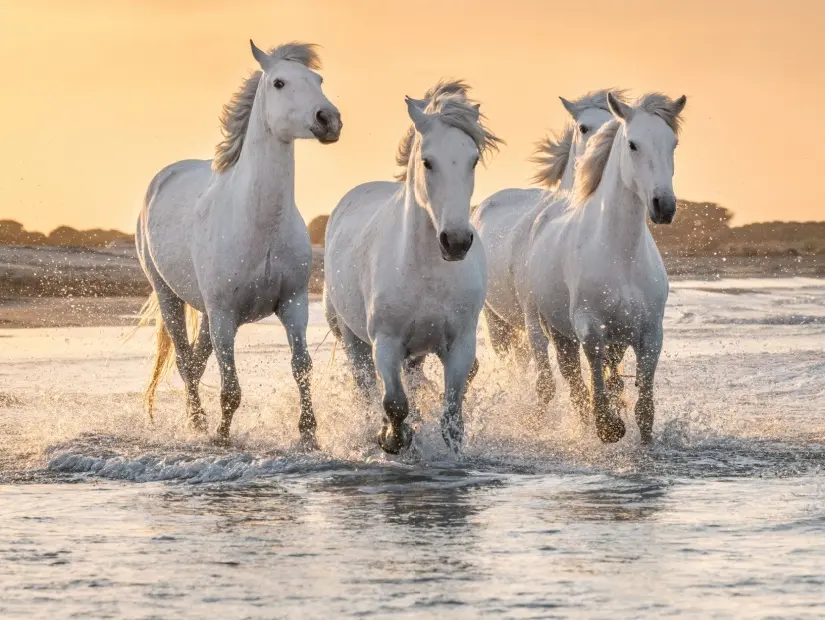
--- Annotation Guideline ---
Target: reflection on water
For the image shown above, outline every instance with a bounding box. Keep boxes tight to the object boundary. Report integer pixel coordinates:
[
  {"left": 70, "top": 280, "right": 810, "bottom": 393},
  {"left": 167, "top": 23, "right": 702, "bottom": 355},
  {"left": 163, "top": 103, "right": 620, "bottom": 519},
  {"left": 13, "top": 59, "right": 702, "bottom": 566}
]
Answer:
[{"left": 552, "top": 476, "right": 668, "bottom": 522}]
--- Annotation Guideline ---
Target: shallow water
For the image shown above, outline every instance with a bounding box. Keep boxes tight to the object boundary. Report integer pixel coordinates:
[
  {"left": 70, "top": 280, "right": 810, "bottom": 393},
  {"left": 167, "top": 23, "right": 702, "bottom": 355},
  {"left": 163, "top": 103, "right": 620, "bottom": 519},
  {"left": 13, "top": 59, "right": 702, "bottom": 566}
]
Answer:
[{"left": 2, "top": 278, "right": 825, "bottom": 618}]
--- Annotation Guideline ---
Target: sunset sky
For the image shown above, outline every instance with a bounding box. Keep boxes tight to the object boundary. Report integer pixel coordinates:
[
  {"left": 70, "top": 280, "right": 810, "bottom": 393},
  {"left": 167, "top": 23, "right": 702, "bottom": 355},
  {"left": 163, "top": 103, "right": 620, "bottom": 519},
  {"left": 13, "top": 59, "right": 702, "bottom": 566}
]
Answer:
[{"left": 1, "top": 0, "right": 823, "bottom": 233}]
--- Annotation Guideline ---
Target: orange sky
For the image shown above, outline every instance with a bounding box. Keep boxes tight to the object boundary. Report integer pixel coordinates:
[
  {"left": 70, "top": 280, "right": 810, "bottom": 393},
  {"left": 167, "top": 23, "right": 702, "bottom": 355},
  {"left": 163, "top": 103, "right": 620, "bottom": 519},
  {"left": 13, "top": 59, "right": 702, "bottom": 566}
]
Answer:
[{"left": 1, "top": 0, "right": 823, "bottom": 233}]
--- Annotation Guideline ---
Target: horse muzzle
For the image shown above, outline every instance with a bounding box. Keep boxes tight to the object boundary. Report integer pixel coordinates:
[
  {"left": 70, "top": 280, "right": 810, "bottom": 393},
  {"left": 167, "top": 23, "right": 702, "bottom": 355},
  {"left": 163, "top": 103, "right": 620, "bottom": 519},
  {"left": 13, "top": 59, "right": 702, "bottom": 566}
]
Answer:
[
  {"left": 439, "top": 229, "right": 474, "bottom": 261},
  {"left": 311, "top": 108, "right": 342, "bottom": 144},
  {"left": 649, "top": 194, "right": 677, "bottom": 225}
]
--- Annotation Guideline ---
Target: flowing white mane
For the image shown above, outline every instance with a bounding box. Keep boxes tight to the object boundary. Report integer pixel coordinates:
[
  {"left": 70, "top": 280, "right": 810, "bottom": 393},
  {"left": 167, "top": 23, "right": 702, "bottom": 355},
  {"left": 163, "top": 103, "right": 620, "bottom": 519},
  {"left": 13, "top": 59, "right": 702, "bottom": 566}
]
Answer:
[
  {"left": 395, "top": 80, "right": 502, "bottom": 181},
  {"left": 531, "top": 90, "right": 625, "bottom": 189},
  {"left": 213, "top": 43, "right": 322, "bottom": 172}
]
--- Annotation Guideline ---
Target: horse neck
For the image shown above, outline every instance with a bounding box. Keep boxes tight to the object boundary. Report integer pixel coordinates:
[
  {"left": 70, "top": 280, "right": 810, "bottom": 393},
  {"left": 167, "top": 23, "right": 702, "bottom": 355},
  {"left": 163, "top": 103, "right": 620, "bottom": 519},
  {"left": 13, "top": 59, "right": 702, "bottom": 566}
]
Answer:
[
  {"left": 583, "top": 141, "right": 649, "bottom": 259},
  {"left": 231, "top": 99, "right": 297, "bottom": 232},
  {"left": 399, "top": 171, "right": 440, "bottom": 265}
]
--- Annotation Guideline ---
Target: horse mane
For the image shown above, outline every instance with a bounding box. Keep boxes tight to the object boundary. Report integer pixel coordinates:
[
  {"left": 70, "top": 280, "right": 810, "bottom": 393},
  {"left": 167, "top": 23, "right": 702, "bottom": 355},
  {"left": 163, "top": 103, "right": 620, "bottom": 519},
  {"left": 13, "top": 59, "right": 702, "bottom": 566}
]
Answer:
[
  {"left": 213, "top": 42, "right": 322, "bottom": 173},
  {"left": 530, "top": 127, "right": 574, "bottom": 189},
  {"left": 572, "top": 92, "right": 685, "bottom": 204},
  {"left": 571, "top": 120, "right": 620, "bottom": 204},
  {"left": 636, "top": 92, "right": 684, "bottom": 135},
  {"left": 395, "top": 79, "right": 503, "bottom": 181},
  {"left": 530, "top": 89, "right": 625, "bottom": 189}
]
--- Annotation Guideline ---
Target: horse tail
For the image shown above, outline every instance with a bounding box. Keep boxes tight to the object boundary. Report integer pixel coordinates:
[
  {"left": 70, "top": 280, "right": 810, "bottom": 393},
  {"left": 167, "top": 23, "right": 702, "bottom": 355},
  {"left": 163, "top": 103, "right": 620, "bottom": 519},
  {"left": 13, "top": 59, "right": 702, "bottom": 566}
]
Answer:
[{"left": 138, "top": 294, "right": 200, "bottom": 421}]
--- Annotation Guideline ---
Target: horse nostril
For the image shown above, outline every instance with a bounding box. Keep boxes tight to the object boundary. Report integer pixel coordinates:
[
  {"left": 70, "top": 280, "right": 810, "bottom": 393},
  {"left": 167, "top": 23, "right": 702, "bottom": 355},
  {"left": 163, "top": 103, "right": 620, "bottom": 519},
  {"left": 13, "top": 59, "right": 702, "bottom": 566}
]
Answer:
[
  {"left": 468, "top": 232, "right": 474, "bottom": 247},
  {"left": 652, "top": 197, "right": 661, "bottom": 211},
  {"left": 439, "top": 232, "right": 450, "bottom": 251},
  {"left": 315, "top": 110, "right": 328, "bottom": 127}
]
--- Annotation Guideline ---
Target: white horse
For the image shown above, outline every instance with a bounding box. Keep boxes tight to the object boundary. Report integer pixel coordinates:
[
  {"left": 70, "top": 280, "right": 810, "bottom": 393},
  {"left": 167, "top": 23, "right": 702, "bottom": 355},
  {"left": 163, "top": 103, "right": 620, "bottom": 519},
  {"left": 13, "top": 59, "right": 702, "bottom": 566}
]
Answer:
[
  {"left": 323, "top": 81, "right": 501, "bottom": 453},
  {"left": 472, "top": 91, "right": 623, "bottom": 403},
  {"left": 136, "top": 41, "right": 342, "bottom": 445},
  {"left": 525, "top": 92, "right": 686, "bottom": 443}
]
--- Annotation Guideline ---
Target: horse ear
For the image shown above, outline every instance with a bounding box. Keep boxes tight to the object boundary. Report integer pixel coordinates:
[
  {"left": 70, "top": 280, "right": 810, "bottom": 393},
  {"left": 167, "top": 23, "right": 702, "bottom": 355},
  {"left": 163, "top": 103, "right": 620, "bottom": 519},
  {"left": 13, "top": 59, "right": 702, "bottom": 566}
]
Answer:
[
  {"left": 406, "top": 96, "right": 432, "bottom": 132},
  {"left": 250, "top": 40, "right": 270, "bottom": 70},
  {"left": 607, "top": 91, "right": 633, "bottom": 122},
  {"left": 559, "top": 97, "right": 579, "bottom": 118},
  {"left": 407, "top": 97, "right": 428, "bottom": 111},
  {"left": 670, "top": 95, "right": 687, "bottom": 116}
]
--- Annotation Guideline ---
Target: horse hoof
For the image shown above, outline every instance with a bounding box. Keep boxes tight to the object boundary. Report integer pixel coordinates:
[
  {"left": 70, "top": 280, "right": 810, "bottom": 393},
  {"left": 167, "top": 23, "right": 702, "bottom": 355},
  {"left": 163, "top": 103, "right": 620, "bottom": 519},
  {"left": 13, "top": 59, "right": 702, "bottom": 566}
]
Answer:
[
  {"left": 440, "top": 416, "right": 465, "bottom": 453},
  {"left": 214, "top": 422, "right": 232, "bottom": 447},
  {"left": 378, "top": 423, "right": 413, "bottom": 455},
  {"left": 300, "top": 431, "right": 320, "bottom": 453},
  {"left": 639, "top": 429, "right": 653, "bottom": 445},
  {"left": 189, "top": 413, "right": 208, "bottom": 433},
  {"left": 596, "top": 415, "right": 626, "bottom": 444},
  {"left": 212, "top": 433, "right": 232, "bottom": 448}
]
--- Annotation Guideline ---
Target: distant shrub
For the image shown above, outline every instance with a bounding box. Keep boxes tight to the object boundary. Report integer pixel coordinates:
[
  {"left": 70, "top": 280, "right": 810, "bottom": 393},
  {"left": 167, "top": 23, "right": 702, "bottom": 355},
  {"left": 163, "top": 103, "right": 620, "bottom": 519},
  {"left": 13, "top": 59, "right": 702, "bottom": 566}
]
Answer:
[
  {"left": 0, "top": 220, "right": 133, "bottom": 248},
  {"left": 307, "top": 215, "right": 329, "bottom": 246}
]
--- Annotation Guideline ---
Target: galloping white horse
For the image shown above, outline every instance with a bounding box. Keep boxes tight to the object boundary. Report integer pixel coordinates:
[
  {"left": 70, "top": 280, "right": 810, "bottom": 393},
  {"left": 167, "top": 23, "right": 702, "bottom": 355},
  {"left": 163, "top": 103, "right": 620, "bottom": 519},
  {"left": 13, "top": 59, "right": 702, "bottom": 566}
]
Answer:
[
  {"left": 526, "top": 92, "right": 686, "bottom": 443},
  {"left": 136, "top": 42, "right": 342, "bottom": 444},
  {"left": 472, "top": 91, "right": 623, "bottom": 403},
  {"left": 323, "top": 81, "right": 501, "bottom": 453}
]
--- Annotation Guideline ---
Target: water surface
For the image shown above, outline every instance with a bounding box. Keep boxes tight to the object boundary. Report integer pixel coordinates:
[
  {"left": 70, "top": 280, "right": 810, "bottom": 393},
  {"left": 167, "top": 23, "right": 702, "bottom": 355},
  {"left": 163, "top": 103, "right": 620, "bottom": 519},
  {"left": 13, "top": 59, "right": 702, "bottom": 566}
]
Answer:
[{"left": 2, "top": 278, "right": 825, "bottom": 618}]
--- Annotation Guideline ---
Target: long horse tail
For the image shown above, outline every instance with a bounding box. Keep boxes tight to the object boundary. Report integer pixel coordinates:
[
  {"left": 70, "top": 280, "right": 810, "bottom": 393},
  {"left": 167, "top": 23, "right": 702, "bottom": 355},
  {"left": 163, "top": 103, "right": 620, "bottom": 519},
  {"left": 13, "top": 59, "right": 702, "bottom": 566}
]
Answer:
[{"left": 137, "top": 293, "right": 200, "bottom": 421}]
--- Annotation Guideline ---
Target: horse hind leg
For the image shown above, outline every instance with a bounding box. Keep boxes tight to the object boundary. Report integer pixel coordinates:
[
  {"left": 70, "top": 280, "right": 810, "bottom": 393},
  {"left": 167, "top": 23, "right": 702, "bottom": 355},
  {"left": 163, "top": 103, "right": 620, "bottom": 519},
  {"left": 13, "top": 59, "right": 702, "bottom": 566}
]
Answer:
[
  {"left": 323, "top": 286, "right": 343, "bottom": 341},
  {"left": 184, "top": 312, "right": 212, "bottom": 430},
  {"left": 208, "top": 309, "right": 241, "bottom": 442},
  {"left": 340, "top": 323, "right": 377, "bottom": 399},
  {"left": 524, "top": 305, "right": 555, "bottom": 405},
  {"left": 145, "top": 269, "right": 206, "bottom": 431},
  {"left": 483, "top": 306, "right": 517, "bottom": 360}
]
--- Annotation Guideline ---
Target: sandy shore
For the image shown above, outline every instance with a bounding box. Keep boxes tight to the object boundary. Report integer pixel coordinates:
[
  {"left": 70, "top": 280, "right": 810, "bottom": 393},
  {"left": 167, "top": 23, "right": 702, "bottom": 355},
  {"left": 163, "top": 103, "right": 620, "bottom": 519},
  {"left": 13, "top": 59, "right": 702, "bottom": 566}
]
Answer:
[{"left": 0, "top": 244, "right": 822, "bottom": 328}]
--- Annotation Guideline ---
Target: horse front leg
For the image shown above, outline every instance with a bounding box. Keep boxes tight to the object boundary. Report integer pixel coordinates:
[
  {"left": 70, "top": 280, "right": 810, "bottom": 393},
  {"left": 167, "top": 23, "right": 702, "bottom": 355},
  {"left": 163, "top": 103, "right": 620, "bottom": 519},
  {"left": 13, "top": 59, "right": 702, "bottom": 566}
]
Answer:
[
  {"left": 549, "top": 325, "right": 589, "bottom": 422},
  {"left": 373, "top": 334, "right": 413, "bottom": 454},
  {"left": 576, "top": 317, "right": 626, "bottom": 444},
  {"left": 439, "top": 327, "right": 478, "bottom": 452},
  {"left": 632, "top": 326, "right": 663, "bottom": 444},
  {"left": 605, "top": 342, "right": 628, "bottom": 417},
  {"left": 208, "top": 309, "right": 241, "bottom": 443},
  {"left": 278, "top": 294, "right": 317, "bottom": 451}
]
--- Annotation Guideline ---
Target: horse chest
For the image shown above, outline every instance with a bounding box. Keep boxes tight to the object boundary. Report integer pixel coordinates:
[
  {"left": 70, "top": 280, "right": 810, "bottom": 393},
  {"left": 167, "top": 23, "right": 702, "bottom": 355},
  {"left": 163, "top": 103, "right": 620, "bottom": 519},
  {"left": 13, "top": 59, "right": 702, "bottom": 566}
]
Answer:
[
  {"left": 370, "top": 284, "right": 474, "bottom": 354},
  {"left": 232, "top": 246, "right": 307, "bottom": 323},
  {"left": 573, "top": 280, "right": 664, "bottom": 340}
]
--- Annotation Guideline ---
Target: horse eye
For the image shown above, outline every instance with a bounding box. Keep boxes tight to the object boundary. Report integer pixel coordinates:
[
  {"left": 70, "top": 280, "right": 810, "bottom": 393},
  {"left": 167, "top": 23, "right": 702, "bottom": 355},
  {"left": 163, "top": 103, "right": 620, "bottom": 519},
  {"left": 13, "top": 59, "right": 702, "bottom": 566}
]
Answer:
[
  {"left": 423, "top": 158, "right": 432, "bottom": 170},
  {"left": 629, "top": 141, "right": 638, "bottom": 152},
  {"left": 472, "top": 158, "right": 479, "bottom": 169},
  {"left": 579, "top": 125, "right": 589, "bottom": 134},
  {"left": 273, "top": 79, "right": 285, "bottom": 89}
]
